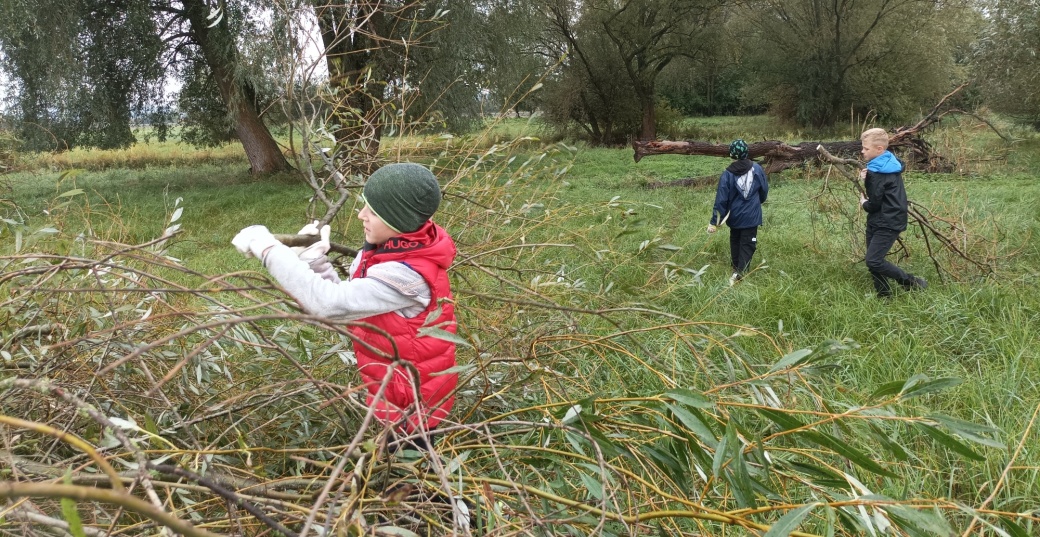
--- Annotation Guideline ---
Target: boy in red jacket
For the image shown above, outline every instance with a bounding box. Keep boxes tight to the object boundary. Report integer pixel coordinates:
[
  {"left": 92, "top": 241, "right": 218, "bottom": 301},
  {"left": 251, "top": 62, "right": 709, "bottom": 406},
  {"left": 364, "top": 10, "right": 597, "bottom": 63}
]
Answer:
[{"left": 233, "top": 163, "right": 458, "bottom": 449}]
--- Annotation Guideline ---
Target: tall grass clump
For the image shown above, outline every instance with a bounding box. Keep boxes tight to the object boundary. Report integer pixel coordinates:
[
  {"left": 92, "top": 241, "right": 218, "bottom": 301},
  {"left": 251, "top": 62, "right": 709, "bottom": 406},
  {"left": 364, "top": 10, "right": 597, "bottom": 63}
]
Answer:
[{"left": 2, "top": 117, "right": 1038, "bottom": 536}]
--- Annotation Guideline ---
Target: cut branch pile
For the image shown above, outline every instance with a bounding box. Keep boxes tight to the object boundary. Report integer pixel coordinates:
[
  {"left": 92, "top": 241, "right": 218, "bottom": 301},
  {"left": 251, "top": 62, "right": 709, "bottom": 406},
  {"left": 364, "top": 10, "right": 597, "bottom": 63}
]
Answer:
[{"left": 1, "top": 135, "right": 1033, "bottom": 537}]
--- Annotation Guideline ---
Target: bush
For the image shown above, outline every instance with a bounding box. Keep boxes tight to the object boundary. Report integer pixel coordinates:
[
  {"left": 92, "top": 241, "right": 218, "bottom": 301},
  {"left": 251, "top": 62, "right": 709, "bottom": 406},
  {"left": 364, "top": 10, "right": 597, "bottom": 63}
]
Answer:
[{"left": 0, "top": 128, "right": 20, "bottom": 173}]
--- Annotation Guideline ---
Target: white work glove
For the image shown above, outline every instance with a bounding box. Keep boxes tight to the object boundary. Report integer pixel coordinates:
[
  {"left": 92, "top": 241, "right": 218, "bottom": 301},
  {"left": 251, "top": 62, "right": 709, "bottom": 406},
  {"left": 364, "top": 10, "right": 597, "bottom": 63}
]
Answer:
[
  {"left": 290, "top": 220, "right": 322, "bottom": 255},
  {"left": 706, "top": 224, "right": 717, "bottom": 234},
  {"left": 232, "top": 225, "right": 280, "bottom": 260},
  {"left": 298, "top": 223, "right": 339, "bottom": 282}
]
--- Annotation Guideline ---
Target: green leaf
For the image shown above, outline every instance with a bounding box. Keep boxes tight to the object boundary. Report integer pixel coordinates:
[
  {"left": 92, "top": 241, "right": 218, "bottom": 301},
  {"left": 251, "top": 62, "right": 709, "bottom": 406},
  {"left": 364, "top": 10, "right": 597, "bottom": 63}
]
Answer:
[
  {"left": 57, "top": 188, "right": 85, "bottom": 198},
  {"left": 429, "top": 363, "right": 476, "bottom": 377},
  {"left": 918, "top": 424, "right": 985, "bottom": 461},
  {"left": 640, "top": 444, "right": 685, "bottom": 482},
  {"left": 867, "top": 423, "right": 910, "bottom": 462},
  {"left": 999, "top": 519, "right": 1031, "bottom": 537},
  {"left": 578, "top": 472, "right": 604, "bottom": 500},
  {"left": 884, "top": 504, "right": 954, "bottom": 537},
  {"left": 143, "top": 412, "right": 159, "bottom": 436},
  {"left": 869, "top": 379, "right": 907, "bottom": 399},
  {"left": 416, "top": 327, "right": 472, "bottom": 347},
  {"left": 899, "top": 377, "right": 961, "bottom": 400},
  {"left": 783, "top": 460, "right": 847, "bottom": 489},
  {"left": 376, "top": 527, "right": 422, "bottom": 537},
  {"left": 725, "top": 441, "right": 758, "bottom": 508},
  {"left": 757, "top": 407, "right": 806, "bottom": 432},
  {"left": 61, "top": 471, "right": 86, "bottom": 537},
  {"left": 664, "top": 389, "right": 714, "bottom": 409},
  {"left": 804, "top": 431, "right": 898, "bottom": 477},
  {"left": 61, "top": 498, "right": 86, "bottom": 537},
  {"left": 768, "top": 348, "right": 813, "bottom": 373},
  {"left": 927, "top": 414, "right": 1005, "bottom": 449},
  {"left": 711, "top": 424, "right": 732, "bottom": 479},
  {"left": 57, "top": 169, "right": 83, "bottom": 182},
  {"left": 584, "top": 426, "right": 629, "bottom": 459},
  {"left": 665, "top": 403, "right": 718, "bottom": 449},
  {"left": 764, "top": 503, "right": 821, "bottom": 537}
]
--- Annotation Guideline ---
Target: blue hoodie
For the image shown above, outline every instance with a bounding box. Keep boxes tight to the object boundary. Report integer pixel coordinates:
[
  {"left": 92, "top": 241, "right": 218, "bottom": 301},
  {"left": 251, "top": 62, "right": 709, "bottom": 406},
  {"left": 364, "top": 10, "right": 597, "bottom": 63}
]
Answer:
[{"left": 867, "top": 150, "right": 903, "bottom": 173}]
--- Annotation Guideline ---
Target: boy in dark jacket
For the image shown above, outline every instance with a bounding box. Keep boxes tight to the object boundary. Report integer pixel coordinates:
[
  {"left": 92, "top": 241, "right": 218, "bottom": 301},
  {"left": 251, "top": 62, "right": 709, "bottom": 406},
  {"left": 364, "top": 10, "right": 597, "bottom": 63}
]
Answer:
[
  {"left": 707, "top": 139, "right": 769, "bottom": 285},
  {"left": 858, "top": 128, "right": 928, "bottom": 297}
]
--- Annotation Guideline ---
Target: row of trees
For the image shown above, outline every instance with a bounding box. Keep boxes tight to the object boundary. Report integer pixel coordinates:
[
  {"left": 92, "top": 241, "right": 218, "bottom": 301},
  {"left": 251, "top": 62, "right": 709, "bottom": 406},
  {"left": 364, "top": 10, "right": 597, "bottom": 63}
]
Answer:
[{"left": 0, "top": 0, "right": 1036, "bottom": 171}]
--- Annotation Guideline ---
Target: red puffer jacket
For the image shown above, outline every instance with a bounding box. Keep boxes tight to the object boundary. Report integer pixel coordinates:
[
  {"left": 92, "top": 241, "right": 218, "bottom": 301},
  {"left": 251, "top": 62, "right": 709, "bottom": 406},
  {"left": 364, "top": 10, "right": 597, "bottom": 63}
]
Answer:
[{"left": 349, "top": 220, "right": 457, "bottom": 432}]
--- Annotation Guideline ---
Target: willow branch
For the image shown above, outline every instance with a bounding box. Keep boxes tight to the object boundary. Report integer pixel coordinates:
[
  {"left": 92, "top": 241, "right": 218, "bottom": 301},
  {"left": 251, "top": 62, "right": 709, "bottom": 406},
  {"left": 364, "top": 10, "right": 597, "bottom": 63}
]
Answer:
[
  {"left": 0, "top": 482, "right": 224, "bottom": 537},
  {"left": 272, "top": 234, "right": 358, "bottom": 257}
]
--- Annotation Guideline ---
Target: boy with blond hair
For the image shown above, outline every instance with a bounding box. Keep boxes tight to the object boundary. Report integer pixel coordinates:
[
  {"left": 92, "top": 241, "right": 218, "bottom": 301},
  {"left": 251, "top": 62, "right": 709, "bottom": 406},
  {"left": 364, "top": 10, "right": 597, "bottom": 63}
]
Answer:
[{"left": 858, "top": 128, "right": 927, "bottom": 297}]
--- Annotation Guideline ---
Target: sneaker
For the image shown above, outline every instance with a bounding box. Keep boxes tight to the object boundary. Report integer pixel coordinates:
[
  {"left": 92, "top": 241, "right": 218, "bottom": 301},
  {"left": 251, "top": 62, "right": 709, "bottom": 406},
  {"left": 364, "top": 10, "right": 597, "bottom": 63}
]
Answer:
[
  {"left": 903, "top": 276, "right": 928, "bottom": 291},
  {"left": 729, "top": 272, "right": 741, "bottom": 286}
]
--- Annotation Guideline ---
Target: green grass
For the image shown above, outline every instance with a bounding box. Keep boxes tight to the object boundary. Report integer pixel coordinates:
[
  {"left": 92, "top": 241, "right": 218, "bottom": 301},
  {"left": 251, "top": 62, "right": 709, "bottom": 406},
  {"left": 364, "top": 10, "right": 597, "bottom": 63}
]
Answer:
[{"left": 3, "top": 116, "right": 1039, "bottom": 533}]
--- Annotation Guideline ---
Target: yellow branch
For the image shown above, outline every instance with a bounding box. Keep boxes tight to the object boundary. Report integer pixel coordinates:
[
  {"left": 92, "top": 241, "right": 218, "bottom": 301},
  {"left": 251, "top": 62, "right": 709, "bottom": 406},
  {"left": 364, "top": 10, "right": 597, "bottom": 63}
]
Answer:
[
  {"left": 0, "top": 415, "right": 124, "bottom": 493},
  {"left": 0, "top": 482, "right": 224, "bottom": 537},
  {"left": 432, "top": 474, "right": 823, "bottom": 537}
]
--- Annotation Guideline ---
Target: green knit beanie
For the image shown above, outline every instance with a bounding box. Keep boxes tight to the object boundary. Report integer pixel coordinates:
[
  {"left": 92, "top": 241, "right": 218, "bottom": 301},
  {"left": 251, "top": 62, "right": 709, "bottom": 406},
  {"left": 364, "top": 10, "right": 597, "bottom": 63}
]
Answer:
[{"left": 362, "top": 163, "right": 442, "bottom": 233}]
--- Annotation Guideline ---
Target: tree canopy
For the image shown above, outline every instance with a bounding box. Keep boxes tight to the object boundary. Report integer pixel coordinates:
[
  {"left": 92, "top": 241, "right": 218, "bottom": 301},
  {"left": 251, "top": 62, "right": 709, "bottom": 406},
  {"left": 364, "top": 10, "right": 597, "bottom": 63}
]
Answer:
[
  {"left": 0, "top": 0, "right": 291, "bottom": 173},
  {"left": 740, "top": 0, "right": 970, "bottom": 128},
  {"left": 973, "top": 0, "right": 1040, "bottom": 127},
  {"left": 1, "top": 0, "right": 1036, "bottom": 156}
]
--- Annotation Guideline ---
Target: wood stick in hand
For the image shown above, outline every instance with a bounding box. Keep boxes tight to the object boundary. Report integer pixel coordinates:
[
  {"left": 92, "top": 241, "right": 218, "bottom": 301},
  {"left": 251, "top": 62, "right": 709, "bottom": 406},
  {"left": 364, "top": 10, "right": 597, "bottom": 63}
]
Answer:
[{"left": 272, "top": 234, "right": 358, "bottom": 257}]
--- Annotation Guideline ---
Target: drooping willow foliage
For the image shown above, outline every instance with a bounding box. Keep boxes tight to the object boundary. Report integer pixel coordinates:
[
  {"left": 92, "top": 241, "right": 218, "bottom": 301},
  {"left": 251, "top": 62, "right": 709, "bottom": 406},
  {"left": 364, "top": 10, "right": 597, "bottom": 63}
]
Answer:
[{"left": 1, "top": 139, "right": 1032, "bottom": 537}]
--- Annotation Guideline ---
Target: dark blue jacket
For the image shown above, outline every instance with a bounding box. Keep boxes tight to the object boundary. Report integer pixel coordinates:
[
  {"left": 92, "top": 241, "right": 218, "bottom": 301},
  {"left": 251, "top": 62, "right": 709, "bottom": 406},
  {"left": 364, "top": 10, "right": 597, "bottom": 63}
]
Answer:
[{"left": 710, "top": 160, "right": 769, "bottom": 229}]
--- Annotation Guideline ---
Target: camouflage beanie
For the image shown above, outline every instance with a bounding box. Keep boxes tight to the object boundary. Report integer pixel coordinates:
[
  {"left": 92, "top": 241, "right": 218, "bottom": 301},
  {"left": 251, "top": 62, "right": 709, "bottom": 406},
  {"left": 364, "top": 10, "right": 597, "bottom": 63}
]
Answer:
[
  {"left": 362, "top": 163, "right": 442, "bottom": 233},
  {"left": 729, "top": 139, "right": 749, "bottom": 160}
]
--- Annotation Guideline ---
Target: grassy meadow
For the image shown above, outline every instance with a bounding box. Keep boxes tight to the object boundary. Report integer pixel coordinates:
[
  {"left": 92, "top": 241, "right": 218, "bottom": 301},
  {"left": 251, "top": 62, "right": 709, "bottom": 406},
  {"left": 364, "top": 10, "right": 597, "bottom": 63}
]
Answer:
[{"left": 2, "top": 116, "right": 1039, "bottom": 535}]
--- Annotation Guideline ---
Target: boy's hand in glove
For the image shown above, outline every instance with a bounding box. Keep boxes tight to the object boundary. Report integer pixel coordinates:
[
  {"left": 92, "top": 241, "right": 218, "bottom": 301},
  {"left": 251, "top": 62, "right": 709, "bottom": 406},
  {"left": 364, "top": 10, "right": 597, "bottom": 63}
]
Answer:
[
  {"left": 291, "top": 220, "right": 322, "bottom": 255},
  {"left": 297, "top": 222, "right": 339, "bottom": 282},
  {"left": 232, "top": 225, "right": 280, "bottom": 259}
]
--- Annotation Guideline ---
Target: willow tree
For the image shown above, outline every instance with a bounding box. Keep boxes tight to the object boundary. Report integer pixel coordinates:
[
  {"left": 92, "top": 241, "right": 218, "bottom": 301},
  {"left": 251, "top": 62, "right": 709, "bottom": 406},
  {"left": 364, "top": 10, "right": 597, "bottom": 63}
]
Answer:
[
  {"left": 740, "top": 0, "right": 973, "bottom": 128},
  {"left": 0, "top": 0, "right": 290, "bottom": 173},
  {"left": 973, "top": 0, "right": 1040, "bottom": 127},
  {"left": 535, "top": 0, "right": 728, "bottom": 144}
]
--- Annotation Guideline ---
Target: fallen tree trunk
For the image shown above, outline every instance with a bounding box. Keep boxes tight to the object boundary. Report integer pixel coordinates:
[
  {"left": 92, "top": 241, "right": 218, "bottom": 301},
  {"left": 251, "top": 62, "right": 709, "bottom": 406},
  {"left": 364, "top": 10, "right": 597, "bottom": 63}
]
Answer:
[{"left": 637, "top": 84, "right": 976, "bottom": 188}]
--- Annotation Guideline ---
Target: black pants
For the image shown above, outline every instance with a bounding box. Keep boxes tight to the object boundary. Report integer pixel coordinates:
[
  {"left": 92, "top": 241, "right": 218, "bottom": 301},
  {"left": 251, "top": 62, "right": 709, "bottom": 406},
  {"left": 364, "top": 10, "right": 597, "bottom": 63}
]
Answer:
[
  {"left": 729, "top": 226, "right": 758, "bottom": 274},
  {"left": 865, "top": 226, "right": 913, "bottom": 296}
]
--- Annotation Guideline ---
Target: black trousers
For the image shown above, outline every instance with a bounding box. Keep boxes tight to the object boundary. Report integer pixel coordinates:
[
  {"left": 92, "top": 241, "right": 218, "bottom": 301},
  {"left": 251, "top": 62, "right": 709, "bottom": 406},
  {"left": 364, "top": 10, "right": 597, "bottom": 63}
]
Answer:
[
  {"left": 729, "top": 226, "right": 758, "bottom": 274},
  {"left": 865, "top": 226, "right": 913, "bottom": 296}
]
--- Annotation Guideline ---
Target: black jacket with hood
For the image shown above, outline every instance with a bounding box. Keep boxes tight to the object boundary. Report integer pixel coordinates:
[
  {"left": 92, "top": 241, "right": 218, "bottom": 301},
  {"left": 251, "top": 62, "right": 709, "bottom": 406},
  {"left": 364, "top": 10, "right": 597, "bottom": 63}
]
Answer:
[{"left": 862, "top": 151, "right": 908, "bottom": 232}]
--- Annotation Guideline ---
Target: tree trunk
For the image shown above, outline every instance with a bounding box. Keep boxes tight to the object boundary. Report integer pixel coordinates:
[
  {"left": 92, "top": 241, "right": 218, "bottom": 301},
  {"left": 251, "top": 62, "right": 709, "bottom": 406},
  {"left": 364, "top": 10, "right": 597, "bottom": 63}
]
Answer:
[
  {"left": 633, "top": 133, "right": 955, "bottom": 189},
  {"left": 639, "top": 96, "right": 656, "bottom": 141},
  {"left": 182, "top": 0, "right": 290, "bottom": 174},
  {"left": 631, "top": 84, "right": 977, "bottom": 185},
  {"left": 632, "top": 139, "right": 861, "bottom": 175},
  {"left": 317, "top": 3, "right": 387, "bottom": 176}
]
